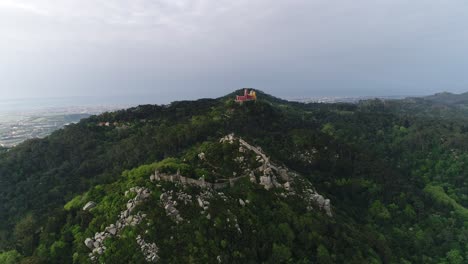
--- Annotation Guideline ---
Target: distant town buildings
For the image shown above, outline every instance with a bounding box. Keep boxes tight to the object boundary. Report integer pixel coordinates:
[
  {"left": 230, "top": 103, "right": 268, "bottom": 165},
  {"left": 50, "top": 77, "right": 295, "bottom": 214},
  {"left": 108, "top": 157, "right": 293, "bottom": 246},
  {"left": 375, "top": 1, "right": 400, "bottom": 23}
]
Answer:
[{"left": 0, "top": 105, "right": 124, "bottom": 147}]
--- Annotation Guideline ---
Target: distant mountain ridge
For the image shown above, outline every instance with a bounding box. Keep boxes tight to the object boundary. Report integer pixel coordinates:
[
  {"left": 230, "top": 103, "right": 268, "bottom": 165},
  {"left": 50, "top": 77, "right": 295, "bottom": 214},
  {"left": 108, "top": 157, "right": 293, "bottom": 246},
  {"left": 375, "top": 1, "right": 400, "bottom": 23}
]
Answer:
[{"left": 421, "top": 91, "right": 468, "bottom": 105}]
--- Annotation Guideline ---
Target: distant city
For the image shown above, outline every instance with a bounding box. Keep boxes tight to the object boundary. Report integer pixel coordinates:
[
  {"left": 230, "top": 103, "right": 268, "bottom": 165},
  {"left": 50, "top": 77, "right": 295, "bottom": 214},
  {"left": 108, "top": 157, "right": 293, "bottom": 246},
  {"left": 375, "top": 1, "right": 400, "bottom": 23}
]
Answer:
[
  {"left": 0, "top": 94, "right": 173, "bottom": 147},
  {"left": 0, "top": 105, "right": 127, "bottom": 147}
]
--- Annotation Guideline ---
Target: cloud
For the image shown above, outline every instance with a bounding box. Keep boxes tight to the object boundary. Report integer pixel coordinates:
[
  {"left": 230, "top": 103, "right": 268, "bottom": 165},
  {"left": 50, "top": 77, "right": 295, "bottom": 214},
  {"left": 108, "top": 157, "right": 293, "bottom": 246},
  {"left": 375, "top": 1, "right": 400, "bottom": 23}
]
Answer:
[{"left": 0, "top": 1, "right": 50, "bottom": 16}]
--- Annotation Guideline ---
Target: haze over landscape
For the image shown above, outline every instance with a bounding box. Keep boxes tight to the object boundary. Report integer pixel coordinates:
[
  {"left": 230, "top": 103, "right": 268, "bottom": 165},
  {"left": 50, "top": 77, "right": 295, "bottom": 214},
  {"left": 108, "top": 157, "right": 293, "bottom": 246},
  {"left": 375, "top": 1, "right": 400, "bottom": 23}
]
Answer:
[{"left": 2, "top": 0, "right": 468, "bottom": 100}]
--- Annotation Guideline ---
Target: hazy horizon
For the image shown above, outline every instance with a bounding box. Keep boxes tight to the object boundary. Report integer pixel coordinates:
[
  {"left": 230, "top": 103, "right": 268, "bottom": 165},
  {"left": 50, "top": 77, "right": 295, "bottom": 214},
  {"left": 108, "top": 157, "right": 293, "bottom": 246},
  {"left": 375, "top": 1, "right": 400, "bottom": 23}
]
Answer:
[
  {"left": 2, "top": 0, "right": 468, "bottom": 100},
  {"left": 0, "top": 88, "right": 429, "bottom": 101},
  {"left": 0, "top": 88, "right": 427, "bottom": 106}
]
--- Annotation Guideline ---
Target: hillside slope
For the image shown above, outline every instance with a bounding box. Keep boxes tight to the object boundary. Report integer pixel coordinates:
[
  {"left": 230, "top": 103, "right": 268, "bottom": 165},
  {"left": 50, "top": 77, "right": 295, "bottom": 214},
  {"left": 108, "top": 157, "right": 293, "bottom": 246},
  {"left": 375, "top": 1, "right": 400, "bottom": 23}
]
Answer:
[
  {"left": 423, "top": 91, "right": 468, "bottom": 105},
  {"left": 371, "top": 91, "right": 468, "bottom": 120}
]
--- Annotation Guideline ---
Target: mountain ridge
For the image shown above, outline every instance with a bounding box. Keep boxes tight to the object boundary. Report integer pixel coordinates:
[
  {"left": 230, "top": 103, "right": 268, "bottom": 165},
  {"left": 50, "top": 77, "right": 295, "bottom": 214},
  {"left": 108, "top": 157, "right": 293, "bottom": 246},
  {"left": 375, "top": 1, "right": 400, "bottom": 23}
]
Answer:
[{"left": 421, "top": 91, "right": 468, "bottom": 105}]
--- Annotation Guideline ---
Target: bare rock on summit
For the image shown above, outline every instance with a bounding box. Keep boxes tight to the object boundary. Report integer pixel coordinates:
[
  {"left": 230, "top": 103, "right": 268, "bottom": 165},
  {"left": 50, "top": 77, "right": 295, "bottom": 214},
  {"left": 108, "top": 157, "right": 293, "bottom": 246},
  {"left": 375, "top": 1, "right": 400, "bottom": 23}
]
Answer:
[
  {"left": 278, "top": 168, "right": 289, "bottom": 181},
  {"left": 239, "top": 199, "right": 246, "bottom": 207},
  {"left": 84, "top": 238, "right": 94, "bottom": 249},
  {"left": 83, "top": 201, "right": 96, "bottom": 211},
  {"left": 259, "top": 176, "right": 273, "bottom": 190},
  {"left": 106, "top": 226, "right": 117, "bottom": 236}
]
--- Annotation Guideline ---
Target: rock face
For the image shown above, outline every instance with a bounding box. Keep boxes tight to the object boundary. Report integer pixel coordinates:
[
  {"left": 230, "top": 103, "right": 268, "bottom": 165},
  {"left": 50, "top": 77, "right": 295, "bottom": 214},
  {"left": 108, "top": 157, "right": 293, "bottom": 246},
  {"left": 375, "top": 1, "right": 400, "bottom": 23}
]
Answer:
[
  {"left": 106, "top": 225, "right": 117, "bottom": 236},
  {"left": 136, "top": 235, "right": 160, "bottom": 263},
  {"left": 219, "top": 133, "right": 235, "bottom": 144},
  {"left": 83, "top": 201, "right": 96, "bottom": 211},
  {"left": 84, "top": 186, "right": 152, "bottom": 262},
  {"left": 309, "top": 191, "right": 332, "bottom": 217},
  {"left": 160, "top": 191, "right": 183, "bottom": 223},
  {"left": 239, "top": 199, "right": 246, "bottom": 207},
  {"left": 221, "top": 134, "right": 333, "bottom": 217},
  {"left": 198, "top": 152, "right": 206, "bottom": 160},
  {"left": 84, "top": 238, "right": 94, "bottom": 249},
  {"left": 259, "top": 176, "right": 273, "bottom": 190},
  {"left": 196, "top": 190, "right": 213, "bottom": 218}
]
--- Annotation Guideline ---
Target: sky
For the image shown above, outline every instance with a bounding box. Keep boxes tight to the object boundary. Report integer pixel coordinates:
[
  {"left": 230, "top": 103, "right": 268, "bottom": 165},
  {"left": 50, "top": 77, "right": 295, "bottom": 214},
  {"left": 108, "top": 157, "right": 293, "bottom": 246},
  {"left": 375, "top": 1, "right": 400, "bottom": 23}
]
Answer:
[{"left": 1, "top": 0, "right": 468, "bottom": 102}]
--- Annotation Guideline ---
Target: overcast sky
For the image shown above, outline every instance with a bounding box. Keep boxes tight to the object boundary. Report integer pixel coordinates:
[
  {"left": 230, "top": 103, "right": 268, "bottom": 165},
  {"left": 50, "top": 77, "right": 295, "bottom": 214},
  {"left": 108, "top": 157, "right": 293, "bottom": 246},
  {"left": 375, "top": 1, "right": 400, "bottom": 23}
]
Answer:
[{"left": 1, "top": 0, "right": 468, "bottom": 101}]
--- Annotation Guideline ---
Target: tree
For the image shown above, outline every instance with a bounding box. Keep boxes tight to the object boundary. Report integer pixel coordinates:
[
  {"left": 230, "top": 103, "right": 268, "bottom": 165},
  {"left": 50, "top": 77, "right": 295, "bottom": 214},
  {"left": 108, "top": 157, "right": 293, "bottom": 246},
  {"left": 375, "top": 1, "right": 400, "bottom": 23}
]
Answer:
[
  {"left": 271, "top": 243, "right": 291, "bottom": 263},
  {"left": 0, "top": 250, "right": 22, "bottom": 264},
  {"left": 49, "top": 241, "right": 68, "bottom": 263},
  {"left": 14, "top": 214, "right": 37, "bottom": 256},
  {"left": 445, "top": 249, "right": 463, "bottom": 264},
  {"left": 317, "top": 245, "right": 333, "bottom": 264},
  {"left": 369, "top": 200, "right": 391, "bottom": 220}
]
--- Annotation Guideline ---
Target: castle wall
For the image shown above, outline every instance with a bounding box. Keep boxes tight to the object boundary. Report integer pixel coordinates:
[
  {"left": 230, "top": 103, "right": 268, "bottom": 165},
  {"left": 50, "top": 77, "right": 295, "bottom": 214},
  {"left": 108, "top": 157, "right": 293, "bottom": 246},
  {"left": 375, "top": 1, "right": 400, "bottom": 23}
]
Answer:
[{"left": 151, "top": 171, "right": 247, "bottom": 190}]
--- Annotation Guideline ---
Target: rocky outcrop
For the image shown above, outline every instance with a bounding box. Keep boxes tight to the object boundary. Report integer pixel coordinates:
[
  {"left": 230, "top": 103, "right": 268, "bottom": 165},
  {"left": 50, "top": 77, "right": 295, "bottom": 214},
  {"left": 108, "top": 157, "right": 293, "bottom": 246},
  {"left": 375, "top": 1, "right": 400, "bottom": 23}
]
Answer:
[
  {"left": 306, "top": 189, "right": 332, "bottom": 217},
  {"left": 221, "top": 134, "right": 287, "bottom": 191},
  {"left": 224, "top": 210, "right": 242, "bottom": 234},
  {"left": 175, "top": 190, "right": 193, "bottom": 205},
  {"left": 83, "top": 201, "right": 96, "bottom": 211},
  {"left": 239, "top": 198, "right": 246, "bottom": 207},
  {"left": 259, "top": 175, "right": 274, "bottom": 190},
  {"left": 136, "top": 235, "right": 160, "bottom": 263},
  {"left": 160, "top": 191, "right": 183, "bottom": 223},
  {"left": 219, "top": 133, "right": 235, "bottom": 144},
  {"left": 293, "top": 148, "right": 318, "bottom": 164},
  {"left": 84, "top": 238, "right": 94, "bottom": 249},
  {"left": 84, "top": 187, "right": 152, "bottom": 262},
  {"left": 198, "top": 152, "right": 206, "bottom": 160},
  {"left": 222, "top": 134, "right": 333, "bottom": 217},
  {"left": 197, "top": 190, "right": 213, "bottom": 219}
]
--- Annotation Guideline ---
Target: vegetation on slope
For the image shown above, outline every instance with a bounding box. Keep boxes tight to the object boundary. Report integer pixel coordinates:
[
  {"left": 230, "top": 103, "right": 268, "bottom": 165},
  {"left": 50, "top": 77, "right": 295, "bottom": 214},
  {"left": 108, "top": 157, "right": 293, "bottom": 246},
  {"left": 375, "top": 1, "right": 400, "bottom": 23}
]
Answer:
[{"left": 0, "top": 90, "right": 468, "bottom": 263}]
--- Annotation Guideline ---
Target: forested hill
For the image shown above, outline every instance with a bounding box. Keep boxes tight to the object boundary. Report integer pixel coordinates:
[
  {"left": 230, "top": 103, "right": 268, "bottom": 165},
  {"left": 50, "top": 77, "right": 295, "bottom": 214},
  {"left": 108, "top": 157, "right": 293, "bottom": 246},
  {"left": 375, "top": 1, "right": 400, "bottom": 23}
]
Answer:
[
  {"left": 1, "top": 90, "right": 468, "bottom": 263},
  {"left": 369, "top": 91, "right": 468, "bottom": 120},
  {"left": 423, "top": 91, "right": 468, "bottom": 105}
]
